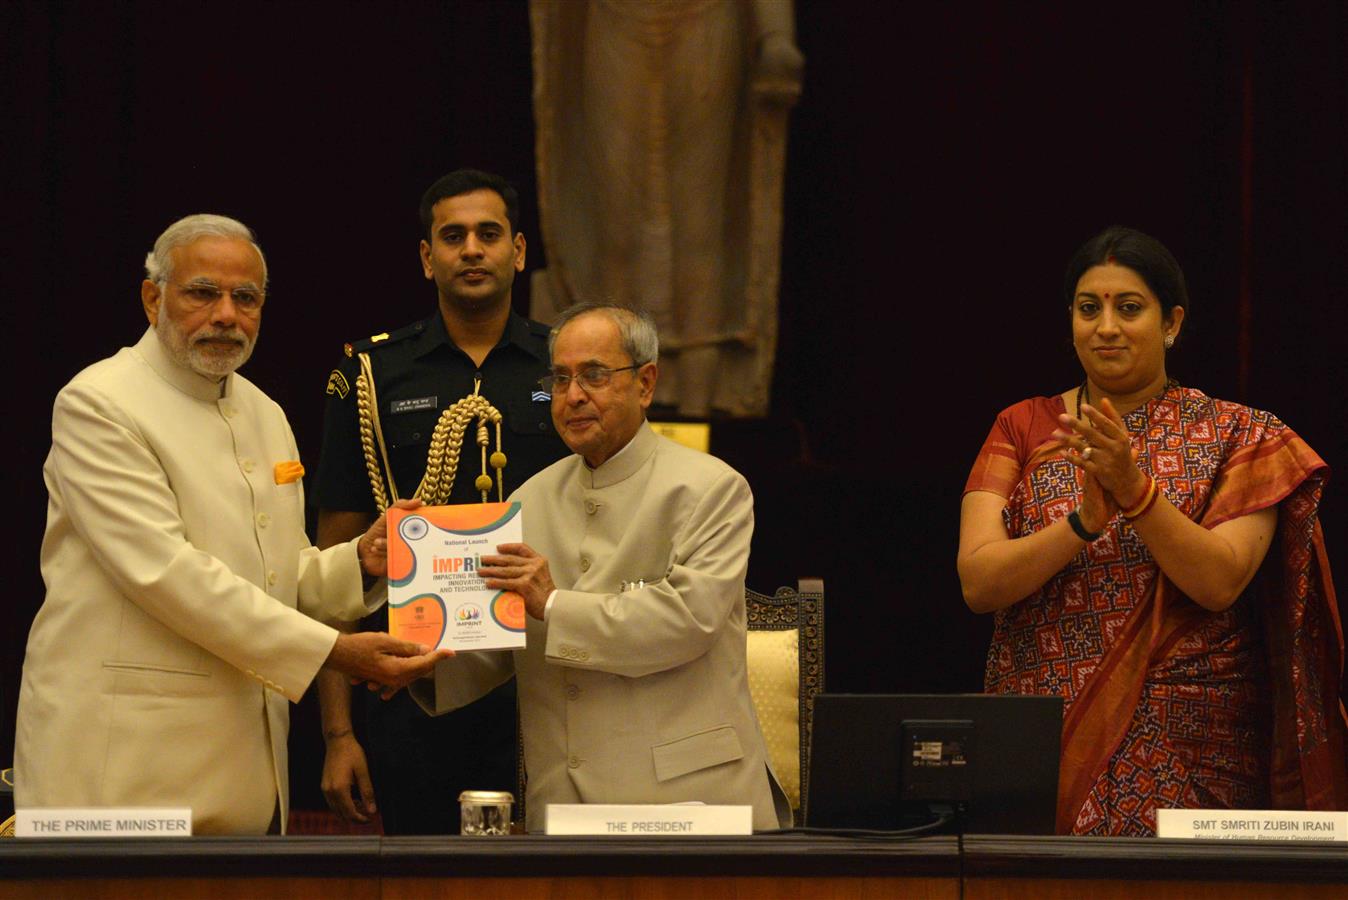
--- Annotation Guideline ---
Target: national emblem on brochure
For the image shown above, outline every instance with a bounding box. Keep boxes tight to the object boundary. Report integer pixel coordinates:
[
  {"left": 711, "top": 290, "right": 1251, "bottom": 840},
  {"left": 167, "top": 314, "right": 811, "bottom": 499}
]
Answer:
[{"left": 386, "top": 503, "right": 527, "bottom": 652}]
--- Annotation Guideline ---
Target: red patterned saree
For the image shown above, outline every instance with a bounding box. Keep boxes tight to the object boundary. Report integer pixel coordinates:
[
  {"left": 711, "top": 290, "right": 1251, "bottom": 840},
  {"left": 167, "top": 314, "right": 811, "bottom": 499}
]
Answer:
[{"left": 965, "top": 385, "right": 1347, "bottom": 835}]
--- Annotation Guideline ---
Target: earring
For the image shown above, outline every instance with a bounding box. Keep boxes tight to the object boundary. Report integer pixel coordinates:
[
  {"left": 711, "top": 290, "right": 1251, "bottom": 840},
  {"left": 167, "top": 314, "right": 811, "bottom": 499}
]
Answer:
[{"left": 1164, "top": 334, "right": 1175, "bottom": 349}]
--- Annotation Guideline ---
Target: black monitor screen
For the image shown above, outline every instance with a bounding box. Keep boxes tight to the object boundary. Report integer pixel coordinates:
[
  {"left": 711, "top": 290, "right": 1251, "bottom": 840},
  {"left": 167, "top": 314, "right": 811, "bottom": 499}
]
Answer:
[{"left": 805, "top": 693, "right": 1063, "bottom": 834}]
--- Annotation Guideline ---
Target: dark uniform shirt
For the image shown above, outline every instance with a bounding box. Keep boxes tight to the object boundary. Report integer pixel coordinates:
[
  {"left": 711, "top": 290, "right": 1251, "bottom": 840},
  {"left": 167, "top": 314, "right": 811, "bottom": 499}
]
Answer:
[
  {"left": 318, "top": 310, "right": 565, "bottom": 515},
  {"left": 316, "top": 309, "right": 568, "bottom": 834}
]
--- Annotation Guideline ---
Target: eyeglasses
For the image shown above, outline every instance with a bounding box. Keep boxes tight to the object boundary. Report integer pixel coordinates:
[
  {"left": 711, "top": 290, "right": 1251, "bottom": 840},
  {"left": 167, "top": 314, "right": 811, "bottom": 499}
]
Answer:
[
  {"left": 173, "top": 281, "right": 266, "bottom": 313},
  {"left": 538, "top": 364, "right": 641, "bottom": 395}
]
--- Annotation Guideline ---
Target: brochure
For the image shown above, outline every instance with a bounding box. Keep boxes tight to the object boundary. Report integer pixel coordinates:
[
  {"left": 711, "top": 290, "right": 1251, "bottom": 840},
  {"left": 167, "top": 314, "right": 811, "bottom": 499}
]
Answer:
[{"left": 386, "top": 503, "right": 527, "bottom": 652}]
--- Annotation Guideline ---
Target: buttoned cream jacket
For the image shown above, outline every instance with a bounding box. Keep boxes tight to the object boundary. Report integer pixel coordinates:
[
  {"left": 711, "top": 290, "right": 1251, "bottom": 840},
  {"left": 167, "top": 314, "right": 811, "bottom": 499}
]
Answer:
[
  {"left": 417, "top": 424, "right": 790, "bottom": 831},
  {"left": 15, "top": 329, "right": 373, "bottom": 834}
]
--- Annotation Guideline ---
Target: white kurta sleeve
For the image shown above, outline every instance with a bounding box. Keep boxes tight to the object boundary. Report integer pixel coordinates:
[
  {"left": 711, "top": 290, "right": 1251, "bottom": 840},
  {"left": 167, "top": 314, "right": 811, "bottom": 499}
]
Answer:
[{"left": 411, "top": 652, "right": 516, "bottom": 716}]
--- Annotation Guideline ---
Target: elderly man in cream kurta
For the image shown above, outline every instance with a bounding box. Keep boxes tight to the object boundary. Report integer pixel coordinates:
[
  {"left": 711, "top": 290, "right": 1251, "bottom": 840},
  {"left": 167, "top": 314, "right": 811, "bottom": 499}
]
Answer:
[
  {"left": 15, "top": 215, "right": 445, "bottom": 834},
  {"left": 416, "top": 304, "right": 790, "bottom": 832}
]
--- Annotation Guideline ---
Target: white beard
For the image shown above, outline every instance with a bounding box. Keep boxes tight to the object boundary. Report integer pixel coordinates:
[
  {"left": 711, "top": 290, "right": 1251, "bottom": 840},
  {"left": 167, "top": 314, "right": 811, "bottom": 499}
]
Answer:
[{"left": 156, "top": 308, "right": 257, "bottom": 379}]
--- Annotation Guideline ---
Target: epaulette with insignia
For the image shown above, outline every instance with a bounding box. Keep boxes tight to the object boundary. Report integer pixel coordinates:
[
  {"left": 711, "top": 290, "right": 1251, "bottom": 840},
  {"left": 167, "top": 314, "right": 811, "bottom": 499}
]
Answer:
[{"left": 343, "top": 320, "right": 423, "bottom": 357}]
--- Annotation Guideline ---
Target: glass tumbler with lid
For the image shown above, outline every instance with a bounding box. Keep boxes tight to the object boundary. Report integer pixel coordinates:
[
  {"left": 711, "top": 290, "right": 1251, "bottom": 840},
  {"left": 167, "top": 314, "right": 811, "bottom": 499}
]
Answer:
[{"left": 459, "top": 790, "right": 513, "bottom": 835}]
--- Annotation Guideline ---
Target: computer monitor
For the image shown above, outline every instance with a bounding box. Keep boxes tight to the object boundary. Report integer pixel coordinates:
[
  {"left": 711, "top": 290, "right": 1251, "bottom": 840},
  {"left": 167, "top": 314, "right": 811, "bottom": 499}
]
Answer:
[{"left": 804, "top": 693, "right": 1063, "bottom": 834}]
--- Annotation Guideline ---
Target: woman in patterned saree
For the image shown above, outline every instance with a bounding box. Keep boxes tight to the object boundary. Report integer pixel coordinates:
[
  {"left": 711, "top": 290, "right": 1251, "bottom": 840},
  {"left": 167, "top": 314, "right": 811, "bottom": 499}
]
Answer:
[{"left": 958, "top": 226, "right": 1347, "bottom": 835}]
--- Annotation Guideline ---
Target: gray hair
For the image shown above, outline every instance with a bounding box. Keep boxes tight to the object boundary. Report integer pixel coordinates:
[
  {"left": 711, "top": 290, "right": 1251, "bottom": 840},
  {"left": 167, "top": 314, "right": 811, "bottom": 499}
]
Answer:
[
  {"left": 548, "top": 302, "right": 659, "bottom": 366},
  {"left": 144, "top": 214, "right": 267, "bottom": 287}
]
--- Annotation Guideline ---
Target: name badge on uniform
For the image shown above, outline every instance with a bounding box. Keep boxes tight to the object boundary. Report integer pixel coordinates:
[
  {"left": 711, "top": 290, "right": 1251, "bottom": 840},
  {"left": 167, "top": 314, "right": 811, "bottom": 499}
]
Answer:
[{"left": 390, "top": 396, "right": 437, "bottom": 414}]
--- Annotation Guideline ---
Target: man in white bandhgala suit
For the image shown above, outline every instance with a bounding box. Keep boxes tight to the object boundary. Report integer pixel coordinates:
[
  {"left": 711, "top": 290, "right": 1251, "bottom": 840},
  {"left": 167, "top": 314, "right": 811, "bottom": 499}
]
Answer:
[
  {"left": 15, "top": 215, "right": 445, "bottom": 834},
  {"left": 414, "top": 302, "right": 791, "bottom": 832}
]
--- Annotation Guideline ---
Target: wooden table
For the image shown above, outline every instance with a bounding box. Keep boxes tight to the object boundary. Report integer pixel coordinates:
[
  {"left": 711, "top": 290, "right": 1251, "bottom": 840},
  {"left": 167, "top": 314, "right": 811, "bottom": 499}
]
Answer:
[{"left": 2, "top": 832, "right": 1346, "bottom": 899}]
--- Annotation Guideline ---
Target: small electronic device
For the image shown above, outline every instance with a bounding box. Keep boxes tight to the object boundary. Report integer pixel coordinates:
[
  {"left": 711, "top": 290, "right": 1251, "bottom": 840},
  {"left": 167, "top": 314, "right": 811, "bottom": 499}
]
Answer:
[{"left": 805, "top": 693, "right": 1063, "bottom": 834}]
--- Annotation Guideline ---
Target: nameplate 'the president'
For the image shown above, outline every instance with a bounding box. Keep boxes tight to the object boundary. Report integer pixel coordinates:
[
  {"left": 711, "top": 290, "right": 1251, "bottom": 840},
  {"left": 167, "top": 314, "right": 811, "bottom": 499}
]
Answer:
[{"left": 544, "top": 804, "right": 752, "bottom": 836}]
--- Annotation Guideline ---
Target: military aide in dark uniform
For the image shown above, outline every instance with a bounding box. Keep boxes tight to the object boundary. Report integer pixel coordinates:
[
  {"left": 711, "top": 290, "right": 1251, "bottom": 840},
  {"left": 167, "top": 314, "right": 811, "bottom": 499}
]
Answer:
[{"left": 315, "top": 170, "right": 567, "bottom": 833}]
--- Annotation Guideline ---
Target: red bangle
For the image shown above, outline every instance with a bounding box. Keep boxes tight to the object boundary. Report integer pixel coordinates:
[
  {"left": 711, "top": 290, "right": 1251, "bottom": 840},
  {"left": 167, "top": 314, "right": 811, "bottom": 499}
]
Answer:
[
  {"left": 1120, "top": 475, "right": 1152, "bottom": 513},
  {"left": 1122, "top": 475, "right": 1159, "bottom": 520},
  {"left": 1132, "top": 485, "right": 1161, "bottom": 520}
]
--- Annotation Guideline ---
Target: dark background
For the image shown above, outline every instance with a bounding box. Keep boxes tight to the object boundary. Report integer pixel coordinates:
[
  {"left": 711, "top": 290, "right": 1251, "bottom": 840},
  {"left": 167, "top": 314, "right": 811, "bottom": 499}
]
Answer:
[{"left": 4, "top": 1, "right": 1345, "bottom": 815}]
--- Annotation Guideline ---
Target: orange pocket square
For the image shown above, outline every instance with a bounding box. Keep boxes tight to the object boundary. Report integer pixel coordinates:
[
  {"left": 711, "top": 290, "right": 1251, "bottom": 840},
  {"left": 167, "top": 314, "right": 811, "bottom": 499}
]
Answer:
[{"left": 274, "top": 461, "right": 305, "bottom": 484}]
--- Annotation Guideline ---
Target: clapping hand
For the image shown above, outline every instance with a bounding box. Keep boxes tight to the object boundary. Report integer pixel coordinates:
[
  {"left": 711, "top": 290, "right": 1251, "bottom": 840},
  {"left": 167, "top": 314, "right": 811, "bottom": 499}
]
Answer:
[{"left": 1055, "top": 397, "right": 1148, "bottom": 514}]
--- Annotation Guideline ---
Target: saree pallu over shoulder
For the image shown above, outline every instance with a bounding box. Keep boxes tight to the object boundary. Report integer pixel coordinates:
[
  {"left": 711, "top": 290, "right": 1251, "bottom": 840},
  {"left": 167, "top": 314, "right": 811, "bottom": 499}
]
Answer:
[
  {"left": 1253, "top": 478, "right": 1347, "bottom": 812},
  {"left": 968, "top": 387, "right": 1347, "bottom": 834},
  {"left": 1185, "top": 397, "right": 1345, "bottom": 814}
]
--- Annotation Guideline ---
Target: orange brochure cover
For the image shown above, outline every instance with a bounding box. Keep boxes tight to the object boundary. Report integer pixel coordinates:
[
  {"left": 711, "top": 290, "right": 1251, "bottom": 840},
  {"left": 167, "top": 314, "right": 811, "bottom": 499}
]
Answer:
[{"left": 386, "top": 503, "right": 526, "bottom": 652}]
